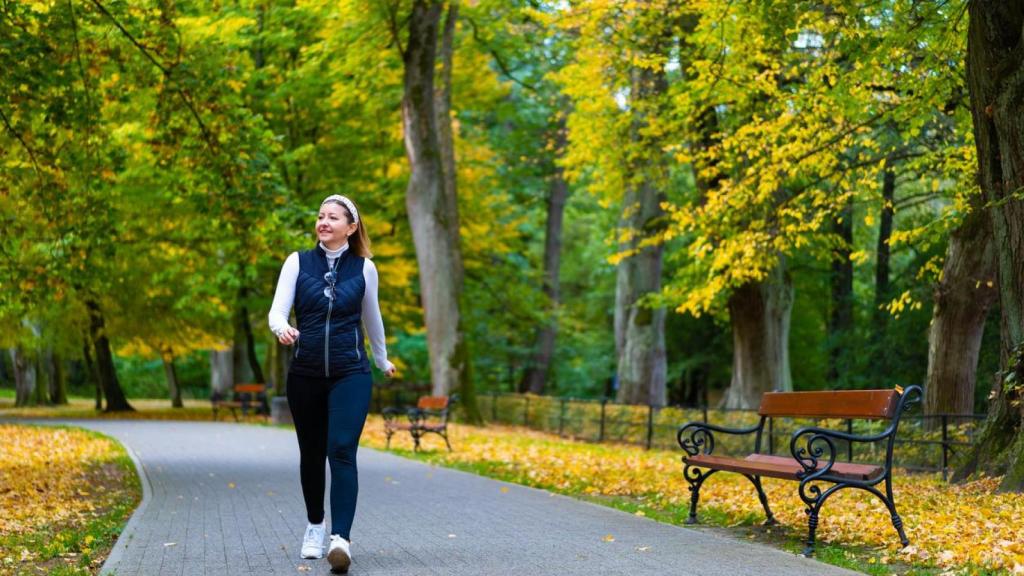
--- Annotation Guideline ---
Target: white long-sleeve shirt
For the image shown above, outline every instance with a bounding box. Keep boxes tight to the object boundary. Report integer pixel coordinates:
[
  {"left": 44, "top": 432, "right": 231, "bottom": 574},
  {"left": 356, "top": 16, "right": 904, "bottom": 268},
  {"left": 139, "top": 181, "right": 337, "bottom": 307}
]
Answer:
[{"left": 268, "top": 243, "right": 391, "bottom": 371}]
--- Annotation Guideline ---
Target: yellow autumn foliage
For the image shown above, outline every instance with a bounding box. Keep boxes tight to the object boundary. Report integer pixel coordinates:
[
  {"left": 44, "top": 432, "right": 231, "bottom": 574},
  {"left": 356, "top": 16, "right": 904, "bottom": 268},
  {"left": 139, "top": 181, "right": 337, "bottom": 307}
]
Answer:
[
  {"left": 363, "top": 417, "right": 1024, "bottom": 574},
  {"left": 0, "top": 425, "right": 133, "bottom": 537}
]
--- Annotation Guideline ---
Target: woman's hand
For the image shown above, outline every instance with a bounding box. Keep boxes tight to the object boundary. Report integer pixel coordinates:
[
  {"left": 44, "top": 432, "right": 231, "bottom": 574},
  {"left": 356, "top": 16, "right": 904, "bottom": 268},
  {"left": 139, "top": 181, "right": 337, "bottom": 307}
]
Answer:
[
  {"left": 382, "top": 360, "right": 397, "bottom": 378},
  {"left": 276, "top": 326, "right": 300, "bottom": 346}
]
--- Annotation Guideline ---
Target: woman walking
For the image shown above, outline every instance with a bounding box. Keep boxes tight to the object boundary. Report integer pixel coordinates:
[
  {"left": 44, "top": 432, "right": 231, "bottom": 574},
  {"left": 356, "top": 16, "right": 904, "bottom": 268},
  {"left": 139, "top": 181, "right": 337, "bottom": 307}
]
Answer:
[{"left": 268, "top": 194, "right": 396, "bottom": 573}]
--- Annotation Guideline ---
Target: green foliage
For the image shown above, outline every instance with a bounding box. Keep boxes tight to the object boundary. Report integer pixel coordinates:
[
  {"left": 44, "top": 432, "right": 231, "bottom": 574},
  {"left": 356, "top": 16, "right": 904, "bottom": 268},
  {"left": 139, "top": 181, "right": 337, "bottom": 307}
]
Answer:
[{"left": 0, "top": 0, "right": 999, "bottom": 415}]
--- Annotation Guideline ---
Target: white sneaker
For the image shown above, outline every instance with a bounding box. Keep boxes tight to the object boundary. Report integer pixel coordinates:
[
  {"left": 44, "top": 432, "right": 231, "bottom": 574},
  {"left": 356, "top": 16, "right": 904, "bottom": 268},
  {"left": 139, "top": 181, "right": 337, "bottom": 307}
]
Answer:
[
  {"left": 327, "top": 534, "right": 352, "bottom": 573},
  {"left": 300, "top": 521, "right": 326, "bottom": 559}
]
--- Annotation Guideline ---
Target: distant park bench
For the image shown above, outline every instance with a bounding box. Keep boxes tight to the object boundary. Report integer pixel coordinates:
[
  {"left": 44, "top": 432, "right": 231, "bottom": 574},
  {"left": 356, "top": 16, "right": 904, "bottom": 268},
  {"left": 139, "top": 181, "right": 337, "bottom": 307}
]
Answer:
[
  {"left": 676, "top": 385, "right": 922, "bottom": 556},
  {"left": 383, "top": 395, "right": 456, "bottom": 452},
  {"left": 211, "top": 383, "right": 269, "bottom": 422}
]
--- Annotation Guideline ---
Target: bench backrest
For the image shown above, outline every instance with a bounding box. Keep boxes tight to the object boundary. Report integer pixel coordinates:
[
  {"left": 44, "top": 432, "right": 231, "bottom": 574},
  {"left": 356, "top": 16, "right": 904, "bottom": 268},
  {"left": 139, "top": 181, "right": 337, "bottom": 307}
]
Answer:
[
  {"left": 417, "top": 396, "right": 449, "bottom": 411},
  {"left": 234, "top": 383, "right": 266, "bottom": 395},
  {"left": 758, "top": 389, "right": 900, "bottom": 420}
]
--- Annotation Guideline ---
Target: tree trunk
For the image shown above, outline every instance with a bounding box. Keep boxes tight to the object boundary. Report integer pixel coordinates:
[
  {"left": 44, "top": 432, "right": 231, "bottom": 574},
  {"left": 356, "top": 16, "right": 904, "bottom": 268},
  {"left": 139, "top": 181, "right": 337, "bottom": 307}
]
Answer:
[
  {"left": 827, "top": 195, "right": 854, "bottom": 384},
  {"left": 0, "top": 348, "right": 10, "bottom": 388},
  {"left": 873, "top": 169, "right": 896, "bottom": 331},
  {"left": 614, "top": 177, "right": 668, "bottom": 406},
  {"left": 34, "top": 349, "right": 51, "bottom": 406},
  {"left": 50, "top": 351, "right": 68, "bottom": 405},
  {"left": 721, "top": 261, "right": 794, "bottom": 409},
  {"left": 614, "top": 26, "right": 669, "bottom": 407},
  {"left": 232, "top": 287, "right": 263, "bottom": 385},
  {"left": 163, "top": 349, "right": 183, "bottom": 408},
  {"left": 265, "top": 340, "right": 290, "bottom": 396},
  {"left": 924, "top": 207, "right": 996, "bottom": 418},
  {"left": 870, "top": 169, "right": 896, "bottom": 375},
  {"left": 954, "top": 1, "right": 1024, "bottom": 492},
  {"left": 11, "top": 347, "right": 36, "bottom": 407},
  {"left": 83, "top": 340, "right": 102, "bottom": 410},
  {"left": 521, "top": 124, "right": 569, "bottom": 396},
  {"left": 86, "top": 300, "right": 134, "bottom": 412},
  {"left": 209, "top": 349, "right": 233, "bottom": 397},
  {"left": 401, "top": 0, "right": 480, "bottom": 422}
]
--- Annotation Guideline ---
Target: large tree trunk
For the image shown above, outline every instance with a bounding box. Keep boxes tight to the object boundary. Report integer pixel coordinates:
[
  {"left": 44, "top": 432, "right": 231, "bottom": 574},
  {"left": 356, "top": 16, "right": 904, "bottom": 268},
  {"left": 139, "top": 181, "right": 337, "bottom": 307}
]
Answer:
[
  {"left": 521, "top": 125, "right": 569, "bottom": 396},
  {"left": 721, "top": 261, "right": 794, "bottom": 409},
  {"left": 209, "top": 349, "right": 233, "bottom": 397},
  {"left": 86, "top": 300, "right": 133, "bottom": 412},
  {"left": 614, "top": 177, "right": 668, "bottom": 406},
  {"left": 924, "top": 208, "right": 996, "bottom": 418},
  {"left": 614, "top": 21, "right": 669, "bottom": 407},
  {"left": 401, "top": 0, "right": 480, "bottom": 422},
  {"left": 954, "top": 1, "right": 1024, "bottom": 491},
  {"left": 10, "top": 347, "right": 36, "bottom": 407},
  {"left": 827, "top": 195, "right": 854, "bottom": 384},
  {"left": 162, "top": 349, "right": 183, "bottom": 408}
]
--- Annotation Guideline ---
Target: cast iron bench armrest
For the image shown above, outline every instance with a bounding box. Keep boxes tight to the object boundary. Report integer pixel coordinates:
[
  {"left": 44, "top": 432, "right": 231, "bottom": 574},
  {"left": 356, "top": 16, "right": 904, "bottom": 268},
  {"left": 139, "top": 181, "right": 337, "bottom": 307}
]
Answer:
[{"left": 677, "top": 420, "right": 763, "bottom": 457}]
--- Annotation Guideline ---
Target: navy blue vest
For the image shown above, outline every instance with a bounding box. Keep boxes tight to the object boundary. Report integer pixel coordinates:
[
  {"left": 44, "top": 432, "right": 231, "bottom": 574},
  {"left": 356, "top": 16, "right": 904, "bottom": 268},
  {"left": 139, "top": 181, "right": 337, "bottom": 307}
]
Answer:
[{"left": 290, "top": 245, "right": 370, "bottom": 378}]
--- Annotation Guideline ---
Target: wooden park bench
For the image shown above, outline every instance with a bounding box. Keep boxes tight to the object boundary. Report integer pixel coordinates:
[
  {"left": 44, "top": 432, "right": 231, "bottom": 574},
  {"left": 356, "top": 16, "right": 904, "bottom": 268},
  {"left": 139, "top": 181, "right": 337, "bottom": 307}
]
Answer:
[
  {"left": 382, "top": 395, "right": 456, "bottom": 452},
  {"left": 211, "top": 383, "right": 269, "bottom": 422},
  {"left": 676, "top": 385, "right": 922, "bottom": 556}
]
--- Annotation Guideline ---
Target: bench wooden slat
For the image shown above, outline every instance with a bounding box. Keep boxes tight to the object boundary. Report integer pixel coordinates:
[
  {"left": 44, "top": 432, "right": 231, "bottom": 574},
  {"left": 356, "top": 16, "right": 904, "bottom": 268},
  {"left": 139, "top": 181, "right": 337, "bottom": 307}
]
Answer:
[
  {"left": 417, "top": 396, "right": 449, "bottom": 410},
  {"left": 758, "top": 389, "right": 899, "bottom": 420},
  {"left": 234, "top": 384, "right": 266, "bottom": 394},
  {"left": 745, "top": 454, "right": 882, "bottom": 480},
  {"left": 686, "top": 453, "right": 882, "bottom": 481}
]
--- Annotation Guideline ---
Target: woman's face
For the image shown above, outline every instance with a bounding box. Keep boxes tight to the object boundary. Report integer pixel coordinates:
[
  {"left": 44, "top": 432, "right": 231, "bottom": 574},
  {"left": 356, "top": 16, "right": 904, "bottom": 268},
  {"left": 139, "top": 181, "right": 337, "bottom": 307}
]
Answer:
[{"left": 316, "top": 202, "right": 357, "bottom": 247}]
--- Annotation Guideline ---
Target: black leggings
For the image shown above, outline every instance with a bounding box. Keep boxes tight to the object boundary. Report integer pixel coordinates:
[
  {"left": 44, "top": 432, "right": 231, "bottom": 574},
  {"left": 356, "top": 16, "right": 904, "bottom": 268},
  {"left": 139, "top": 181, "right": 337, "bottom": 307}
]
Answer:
[{"left": 287, "top": 371, "right": 373, "bottom": 540}]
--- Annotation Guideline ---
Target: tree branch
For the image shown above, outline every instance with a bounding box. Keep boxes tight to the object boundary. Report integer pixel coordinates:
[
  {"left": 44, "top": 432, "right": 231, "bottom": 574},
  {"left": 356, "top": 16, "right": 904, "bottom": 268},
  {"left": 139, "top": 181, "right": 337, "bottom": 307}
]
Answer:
[
  {"left": 89, "top": 0, "right": 217, "bottom": 153},
  {"left": 0, "top": 107, "right": 42, "bottom": 175},
  {"left": 381, "top": 0, "right": 406, "bottom": 59},
  {"left": 463, "top": 15, "right": 538, "bottom": 93}
]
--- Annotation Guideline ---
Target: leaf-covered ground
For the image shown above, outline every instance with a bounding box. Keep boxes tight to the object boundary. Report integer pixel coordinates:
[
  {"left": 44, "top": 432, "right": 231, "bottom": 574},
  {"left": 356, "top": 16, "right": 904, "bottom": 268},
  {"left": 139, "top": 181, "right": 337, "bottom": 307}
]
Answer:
[
  {"left": 0, "top": 424, "right": 140, "bottom": 575},
  {"left": 362, "top": 417, "right": 1024, "bottom": 575}
]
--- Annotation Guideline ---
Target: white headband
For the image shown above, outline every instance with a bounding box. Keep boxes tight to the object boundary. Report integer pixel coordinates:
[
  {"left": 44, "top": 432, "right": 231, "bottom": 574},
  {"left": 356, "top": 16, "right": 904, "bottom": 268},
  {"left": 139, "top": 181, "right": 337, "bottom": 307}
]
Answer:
[{"left": 321, "top": 194, "right": 359, "bottom": 223}]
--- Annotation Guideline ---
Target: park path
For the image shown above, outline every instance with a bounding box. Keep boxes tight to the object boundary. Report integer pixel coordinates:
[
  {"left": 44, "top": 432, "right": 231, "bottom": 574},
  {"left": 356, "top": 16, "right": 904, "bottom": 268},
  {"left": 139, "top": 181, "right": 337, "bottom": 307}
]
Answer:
[{"left": 50, "top": 420, "right": 857, "bottom": 576}]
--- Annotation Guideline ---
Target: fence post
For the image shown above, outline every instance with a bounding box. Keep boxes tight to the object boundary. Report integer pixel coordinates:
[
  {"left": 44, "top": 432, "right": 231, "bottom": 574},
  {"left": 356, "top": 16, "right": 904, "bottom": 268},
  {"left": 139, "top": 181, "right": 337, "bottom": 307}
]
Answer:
[
  {"left": 599, "top": 397, "right": 608, "bottom": 442},
  {"left": 491, "top": 393, "right": 498, "bottom": 422},
  {"left": 558, "top": 398, "right": 567, "bottom": 436},
  {"left": 646, "top": 404, "right": 654, "bottom": 450},
  {"left": 847, "top": 419, "right": 854, "bottom": 462},
  {"left": 702, "top": 402, "right": 708, "bottom": 424},
  {"left": 942, "top": 414, "right": 949, "bottom": 482},
  {"left": 524, "top": 395, "right": 530, "bottom": 427}
]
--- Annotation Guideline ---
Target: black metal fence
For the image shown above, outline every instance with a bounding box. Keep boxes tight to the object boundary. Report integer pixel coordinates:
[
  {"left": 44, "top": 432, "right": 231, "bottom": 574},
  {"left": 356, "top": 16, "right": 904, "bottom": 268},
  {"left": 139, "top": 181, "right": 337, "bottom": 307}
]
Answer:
[{"left": 476, "top": 392, "right": 984, "bottom": 480}]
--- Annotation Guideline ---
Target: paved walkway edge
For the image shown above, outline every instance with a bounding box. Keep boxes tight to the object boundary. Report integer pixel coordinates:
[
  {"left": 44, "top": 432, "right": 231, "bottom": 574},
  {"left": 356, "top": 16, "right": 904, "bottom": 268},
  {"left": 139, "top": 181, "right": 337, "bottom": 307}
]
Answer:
[{"left": 101, "top": 434, "right": 153, "bottom": 576}]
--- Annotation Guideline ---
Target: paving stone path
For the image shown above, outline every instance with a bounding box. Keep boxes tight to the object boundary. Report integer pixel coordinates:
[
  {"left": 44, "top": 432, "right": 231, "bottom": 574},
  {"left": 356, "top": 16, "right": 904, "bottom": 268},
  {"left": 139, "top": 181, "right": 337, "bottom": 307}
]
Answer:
[{"left": 51, "top": 420, "right": 856, "bottom": 576}]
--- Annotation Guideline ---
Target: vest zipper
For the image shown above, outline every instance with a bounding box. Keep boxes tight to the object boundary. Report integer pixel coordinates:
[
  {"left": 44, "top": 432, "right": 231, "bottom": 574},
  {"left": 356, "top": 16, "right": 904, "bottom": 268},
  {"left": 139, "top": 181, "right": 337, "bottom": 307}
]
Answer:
[
  {"left": 354, "top": 327, "right": 361, "bottom": 361},
  {"left": 324, "top": 299, "right": 333, "bottom": 378}
]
